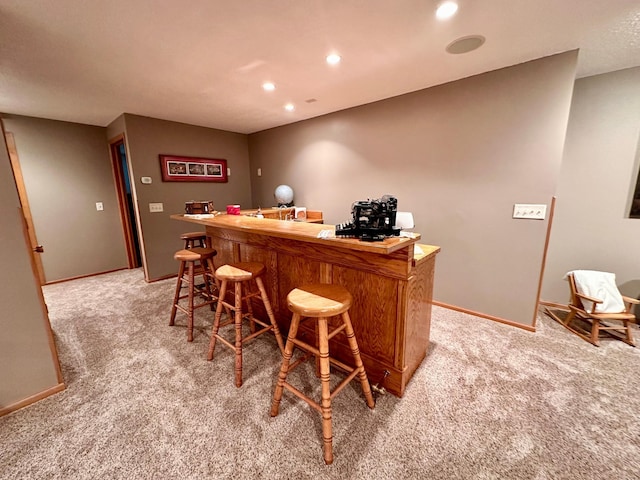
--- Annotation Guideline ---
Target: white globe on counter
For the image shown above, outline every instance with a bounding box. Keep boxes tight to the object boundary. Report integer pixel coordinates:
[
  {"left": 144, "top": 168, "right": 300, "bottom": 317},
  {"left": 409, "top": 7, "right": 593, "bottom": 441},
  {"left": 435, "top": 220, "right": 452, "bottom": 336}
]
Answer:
[{"left": 274, "top": 184, "right": 294, "bottom": 205}]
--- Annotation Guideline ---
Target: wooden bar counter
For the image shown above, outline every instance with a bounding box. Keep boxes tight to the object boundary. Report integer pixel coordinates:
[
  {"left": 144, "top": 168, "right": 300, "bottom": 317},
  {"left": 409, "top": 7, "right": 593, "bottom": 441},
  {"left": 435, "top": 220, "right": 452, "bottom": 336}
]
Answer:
[{"left": 172, "top": 213, "right": 440, "bottom": 397}]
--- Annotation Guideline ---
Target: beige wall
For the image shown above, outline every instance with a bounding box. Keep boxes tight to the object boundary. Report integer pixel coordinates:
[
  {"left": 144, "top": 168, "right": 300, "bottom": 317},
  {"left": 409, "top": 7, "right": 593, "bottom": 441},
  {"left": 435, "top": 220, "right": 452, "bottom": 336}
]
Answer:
[
  {"left": 121, "top": 114, "right": 251, "bottom": 280},
  {"left": 1, "top": 115, "right": 128, "bottom": 282},
  {"left": 0, "top": 125, "right": 63, "bottom": 411},
  {"left": 106, "top": 114, "right": 126, "bottom": 141},
  {"left": 14, "top": 51, "right": 635, "bottom": 329},
  {"left": 541, "top": 67, "right": 640, "bottom": 305},
  {"left": 249, "top": 52, "right": 578, "bottom": 327}
]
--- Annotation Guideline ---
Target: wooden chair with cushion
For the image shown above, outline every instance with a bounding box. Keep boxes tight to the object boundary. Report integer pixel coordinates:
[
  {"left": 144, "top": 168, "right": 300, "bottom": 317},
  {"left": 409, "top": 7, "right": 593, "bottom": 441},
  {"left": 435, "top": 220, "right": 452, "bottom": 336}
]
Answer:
[{"left": 562, "top": 271, "right": 639, "bottom": 346}]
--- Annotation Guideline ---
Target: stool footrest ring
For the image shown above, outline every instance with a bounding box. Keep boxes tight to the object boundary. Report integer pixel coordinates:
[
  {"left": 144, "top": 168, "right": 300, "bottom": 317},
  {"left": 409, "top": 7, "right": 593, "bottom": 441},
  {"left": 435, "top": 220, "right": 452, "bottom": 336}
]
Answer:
[
  {"left": 286, "top": 351, "right": 315, "bottom": 373},
  {"left": 282, "top": 383, "right": 322, "bottom": 413},
  {"left": 327, "top": 323, "right": 347, "bottom": 341}
]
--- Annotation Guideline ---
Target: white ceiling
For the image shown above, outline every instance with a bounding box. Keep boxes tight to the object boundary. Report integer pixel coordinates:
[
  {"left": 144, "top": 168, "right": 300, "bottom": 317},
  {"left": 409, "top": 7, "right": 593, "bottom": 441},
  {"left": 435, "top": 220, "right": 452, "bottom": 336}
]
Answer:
[{"left": 1, "top": 0, "right": 639, "bottom": 134}]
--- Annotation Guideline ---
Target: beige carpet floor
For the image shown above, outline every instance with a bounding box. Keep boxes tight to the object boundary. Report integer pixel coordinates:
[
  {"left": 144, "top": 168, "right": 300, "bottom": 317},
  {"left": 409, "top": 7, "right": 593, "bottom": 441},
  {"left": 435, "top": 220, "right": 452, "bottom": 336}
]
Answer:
[{"left": 1, "top": 268, "right": 639, "bottom": 479}]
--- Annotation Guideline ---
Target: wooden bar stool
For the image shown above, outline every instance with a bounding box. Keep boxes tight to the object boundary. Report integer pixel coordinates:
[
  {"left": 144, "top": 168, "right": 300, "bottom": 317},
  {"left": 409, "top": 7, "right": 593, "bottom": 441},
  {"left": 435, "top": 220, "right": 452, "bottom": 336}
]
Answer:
[
  {"left": 179, "top": 232, "right": 208, "bottom": 293},
  {"left": 207, "top": 262, "right": 285, "bottom": 387},
  {"left": 270, "top": 283, "right": 375, "bottom": 465},
  {"left": 169, "top": 247, "right": 219, "bottom": 342},
  {"left": 180, "top": 231, "right": 208, "bottom": 249}
]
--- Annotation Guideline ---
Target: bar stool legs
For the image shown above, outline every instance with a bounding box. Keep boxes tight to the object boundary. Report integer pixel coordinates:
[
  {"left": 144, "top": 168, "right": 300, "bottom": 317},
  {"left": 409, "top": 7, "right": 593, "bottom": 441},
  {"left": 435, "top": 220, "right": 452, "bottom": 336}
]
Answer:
[
  {"left": 317, "top": 315, "right": 334, "bottom": 464},
  {"left": 270, "top": 284, "right": 375, "bottom": 465},
  {"left": 207, "top": 262, "right": 285, "bottom": 387},
  {"left": 169, "top": 247, "right": 218, "bottom": 342}
]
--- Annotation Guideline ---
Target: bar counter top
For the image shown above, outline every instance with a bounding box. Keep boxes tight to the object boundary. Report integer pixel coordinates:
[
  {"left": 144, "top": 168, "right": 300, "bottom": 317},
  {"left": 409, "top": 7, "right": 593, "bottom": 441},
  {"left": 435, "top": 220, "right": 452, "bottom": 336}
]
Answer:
[{"left": 172, "top": 213, "right": 437, "bottom": 257}]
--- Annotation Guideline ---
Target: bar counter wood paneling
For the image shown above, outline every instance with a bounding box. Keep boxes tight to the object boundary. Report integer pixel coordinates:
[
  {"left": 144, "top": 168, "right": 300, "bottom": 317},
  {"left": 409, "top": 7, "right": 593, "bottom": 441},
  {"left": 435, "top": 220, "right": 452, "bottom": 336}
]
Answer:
[{"left": 172, "top": 213, "right": 440, "bottom": 397}]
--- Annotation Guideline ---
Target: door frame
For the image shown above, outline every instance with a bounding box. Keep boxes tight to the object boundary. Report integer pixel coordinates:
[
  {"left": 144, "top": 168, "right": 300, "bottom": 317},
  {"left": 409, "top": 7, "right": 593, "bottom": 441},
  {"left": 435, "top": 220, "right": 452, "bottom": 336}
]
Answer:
[
  {"left": 109, "top": 134, "right": 140, "bottom": 269},
  {"left": 5, "top": 132, "right": 46, "bottom": 285}
]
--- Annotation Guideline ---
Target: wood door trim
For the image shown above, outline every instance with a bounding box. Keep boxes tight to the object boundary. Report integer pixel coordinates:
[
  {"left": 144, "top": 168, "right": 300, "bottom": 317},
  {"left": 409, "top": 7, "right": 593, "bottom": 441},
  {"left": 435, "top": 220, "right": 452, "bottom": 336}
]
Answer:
[
  {"left": 109, "top": 135, "right": 137, "bottom": 268},
  {"left": 5, "top": 132, "right": 46, "bottom": 285},
  {"left": 532, "top": 196, "right": 556, "bottom": 328}
]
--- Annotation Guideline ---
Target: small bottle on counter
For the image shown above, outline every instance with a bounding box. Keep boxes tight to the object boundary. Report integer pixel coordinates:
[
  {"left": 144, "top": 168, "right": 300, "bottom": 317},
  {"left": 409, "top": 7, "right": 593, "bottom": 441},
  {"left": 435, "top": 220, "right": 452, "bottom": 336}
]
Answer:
[{"left": 256, "top": 207, "right": 264, "bottom": 219}]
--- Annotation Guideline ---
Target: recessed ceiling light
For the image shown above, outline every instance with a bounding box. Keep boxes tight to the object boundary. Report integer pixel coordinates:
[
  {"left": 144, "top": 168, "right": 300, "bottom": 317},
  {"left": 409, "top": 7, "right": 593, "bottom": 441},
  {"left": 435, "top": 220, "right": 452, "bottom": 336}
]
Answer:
[
  {"left": 326, "top": 53, "right": 341, "bottom": 65},
  {"left": 262, "top": 82, "right": 275, "bottom": 91},
  {"left": 446, "top": 35, "right": 485, "bottom": 54},
  {"left": 284, "top": 103, "right": 295, "bottom": 111},
  {"left": 436, "top": 1, "right": 458, "bottom": 20}
]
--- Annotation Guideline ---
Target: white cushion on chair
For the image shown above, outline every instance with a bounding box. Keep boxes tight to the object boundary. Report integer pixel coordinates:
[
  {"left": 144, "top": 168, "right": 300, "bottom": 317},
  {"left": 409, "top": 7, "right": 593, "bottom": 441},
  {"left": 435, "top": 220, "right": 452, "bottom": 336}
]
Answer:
[{"left": 565, "top": 270, "right": 626, "bottom": 313}]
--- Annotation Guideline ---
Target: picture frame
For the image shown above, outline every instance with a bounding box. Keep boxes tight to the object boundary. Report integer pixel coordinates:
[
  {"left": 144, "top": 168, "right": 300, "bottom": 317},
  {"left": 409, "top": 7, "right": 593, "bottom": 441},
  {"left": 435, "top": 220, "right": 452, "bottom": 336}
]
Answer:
[{"left": 159, "top": 155, "right": 228, "bottom": 182}]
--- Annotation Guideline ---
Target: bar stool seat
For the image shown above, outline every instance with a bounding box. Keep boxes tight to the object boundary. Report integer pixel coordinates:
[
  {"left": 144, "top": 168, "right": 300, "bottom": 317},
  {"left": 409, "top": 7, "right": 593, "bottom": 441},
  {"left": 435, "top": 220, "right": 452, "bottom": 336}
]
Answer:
[
  {"left": 169, "top": 247, "right": 219, "bottom": 342},
  {"left": 180, "top": 231, "right": 208, "bottom": 249},
  {"left": 270, "top": 283, "right": 375, "bottom": 465},
  {"left": 207, "top": 262, "right": 285, "bottom": 387}
]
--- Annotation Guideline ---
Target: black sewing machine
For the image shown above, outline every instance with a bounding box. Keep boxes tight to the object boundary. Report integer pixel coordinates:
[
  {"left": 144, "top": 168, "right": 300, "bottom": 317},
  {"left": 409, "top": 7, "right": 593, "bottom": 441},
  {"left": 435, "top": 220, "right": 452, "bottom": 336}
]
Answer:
[{"left": 335, "top": 194, "right": 401, "bottom": 241}]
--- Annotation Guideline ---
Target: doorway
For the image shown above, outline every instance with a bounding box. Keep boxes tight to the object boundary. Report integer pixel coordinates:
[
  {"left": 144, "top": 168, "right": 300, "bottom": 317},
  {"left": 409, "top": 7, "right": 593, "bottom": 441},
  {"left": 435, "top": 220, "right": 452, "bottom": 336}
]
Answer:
[{"left": 109, "top": 135, "right": 142, "bottom": 268}]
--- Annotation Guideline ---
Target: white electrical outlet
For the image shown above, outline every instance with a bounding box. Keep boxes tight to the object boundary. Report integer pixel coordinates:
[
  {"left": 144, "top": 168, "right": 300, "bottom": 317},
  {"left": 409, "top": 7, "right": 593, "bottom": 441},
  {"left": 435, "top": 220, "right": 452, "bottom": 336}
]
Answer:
[
  {"left": 96, "top": 202, "right": 104, "bottom": 211},
  {"left": 149, "top": 202, "right": 164, "bottom": 213},
  {"left": 513, "top": 204, "right": 546, "bottom": 220},
  {"left": 257, "top": 168, "right": 262, "bottom": 177}
]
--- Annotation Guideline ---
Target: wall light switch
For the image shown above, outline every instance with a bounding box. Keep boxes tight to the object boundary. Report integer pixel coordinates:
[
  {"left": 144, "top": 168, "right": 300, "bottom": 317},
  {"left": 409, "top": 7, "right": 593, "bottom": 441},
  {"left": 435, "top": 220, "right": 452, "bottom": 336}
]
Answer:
[
  {"left": 149, "top": 202, "right": 164, "bottom": 213},
  {"left": 257, "top": 168, "right": 262, "bottom": 177},
  {"left": 513, "top": 204, "right": 546, "bottom": 220},
  {"left": 227, "top": 167, "right": 231, "bottom": 176},
  {"left": 96, "top": 202, "right": 104, "bottom": 211},
  {"left": 141, "top": 176, "right": 152, "bottom": 184}
]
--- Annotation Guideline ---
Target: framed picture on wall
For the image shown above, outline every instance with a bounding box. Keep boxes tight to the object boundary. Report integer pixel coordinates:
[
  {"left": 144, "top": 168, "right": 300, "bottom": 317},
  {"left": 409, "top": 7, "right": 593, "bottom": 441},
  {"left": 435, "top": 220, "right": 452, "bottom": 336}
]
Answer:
[{"left": 159, "top": 155, "right": 228, "bottom": 182}]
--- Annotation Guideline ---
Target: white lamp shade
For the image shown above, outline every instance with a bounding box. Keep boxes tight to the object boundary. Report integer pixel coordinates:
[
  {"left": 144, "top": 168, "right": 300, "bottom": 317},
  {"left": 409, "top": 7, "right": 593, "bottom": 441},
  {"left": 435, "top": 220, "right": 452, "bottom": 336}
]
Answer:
[{"left": 395, "top": 211, "right": 415, "bottom": 230}]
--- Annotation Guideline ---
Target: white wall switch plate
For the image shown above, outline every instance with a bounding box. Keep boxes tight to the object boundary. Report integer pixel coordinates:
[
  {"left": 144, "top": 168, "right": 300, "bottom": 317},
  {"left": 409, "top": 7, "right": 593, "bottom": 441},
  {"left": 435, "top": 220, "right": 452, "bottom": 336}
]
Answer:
[
  {"left": 513, "top": 204, "right": 546, "bottom": 220},
  {"left": 141, "top": 176, "right": 152, "bottom": 184},
  {"left": 257, "top": 168, "right": 262, "bottom": 177},
  {"left": 149, "top": 202, "right": 164, "bottom": 213},
  {"left": 96, "top": 202, "right": 104, "bottom": 211},
  {"left": 227, "top": 167, "right": 231, "bottom": 176}
]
